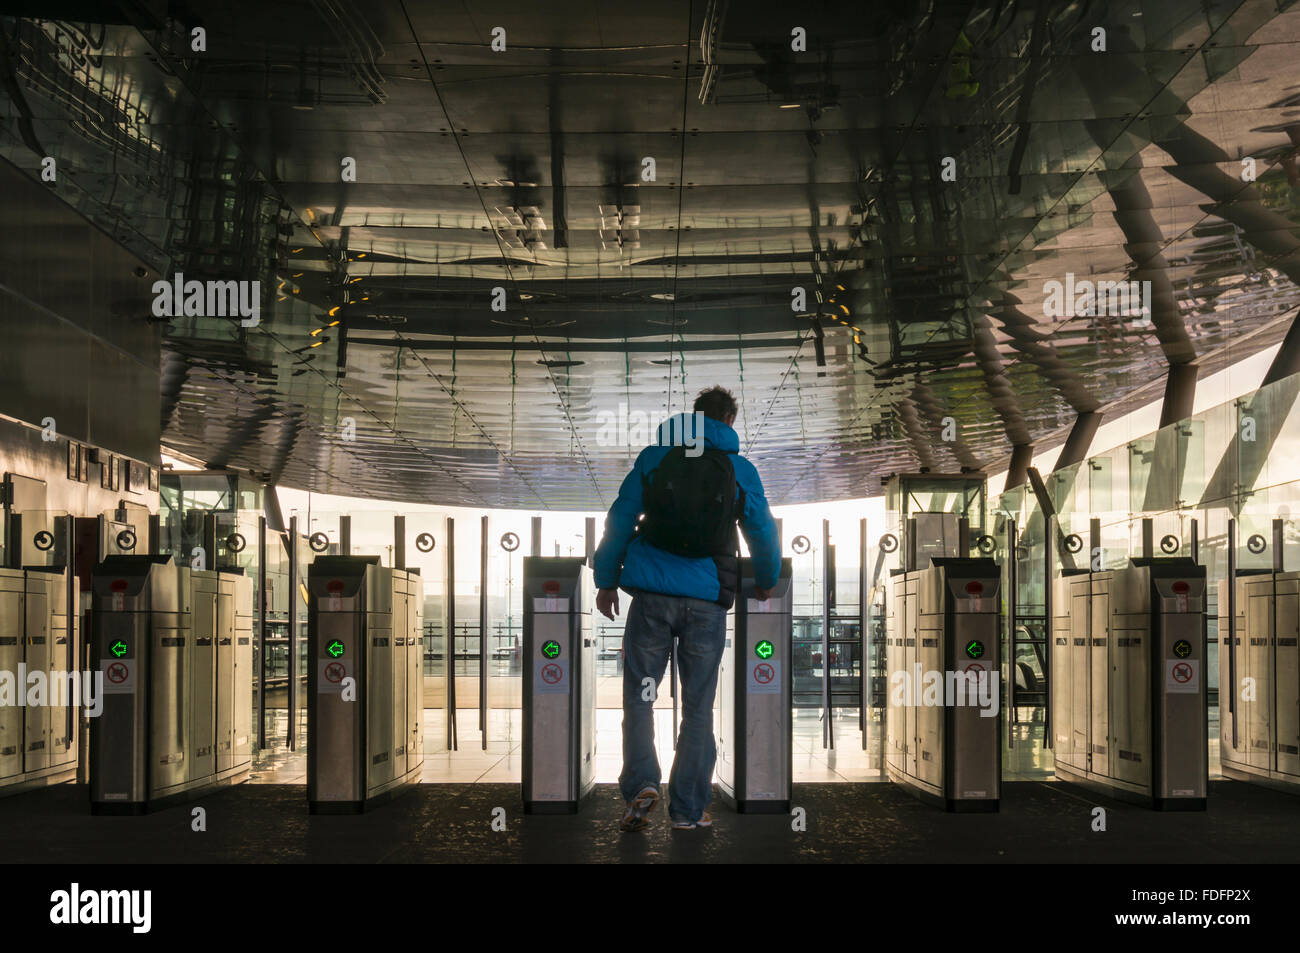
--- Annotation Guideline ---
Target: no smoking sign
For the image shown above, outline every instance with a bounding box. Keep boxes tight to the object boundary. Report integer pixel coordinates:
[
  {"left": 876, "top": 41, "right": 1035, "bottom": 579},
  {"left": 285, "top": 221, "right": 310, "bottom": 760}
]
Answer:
[
  {"left": 1164, "top": 658, "right": 1200, "bottom": 694},
  {"left": 748, "top": 658, "right": 781, "bottom": 694},
  {"left": 101, "top": 658, "right": 134, "bottom": 694},
  {"left": 535, "top": 658, "right": 568, "bottom": 694},
  {"left": 317, "top": 659, "right": 350, "bottom": 694}
]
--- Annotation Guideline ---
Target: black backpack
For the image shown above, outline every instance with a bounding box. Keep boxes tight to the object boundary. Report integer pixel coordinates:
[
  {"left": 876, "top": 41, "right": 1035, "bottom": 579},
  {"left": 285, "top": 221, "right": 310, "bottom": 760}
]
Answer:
[{"left": 637, "top": 446, "right": 744, "bottom": 559}]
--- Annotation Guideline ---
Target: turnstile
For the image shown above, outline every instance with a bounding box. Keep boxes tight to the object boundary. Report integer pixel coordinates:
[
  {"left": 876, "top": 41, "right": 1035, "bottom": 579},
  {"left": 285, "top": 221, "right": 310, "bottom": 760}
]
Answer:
[
  {"left": 522, "top": 557, "right": 595, "bottom": 813},
  {"left": 90, "top": 555, "right": 253, "bottom": 813},
  {"left": 718, "top": 557, "right": 793, "bottom": 813},
  {"left": 1219, "top": 570, "right": 1300, "bottom": 791},
  {"left": 0, "top": 567, "right": 80, "bottom": 795},
  {"left": 1051, "top": 559, "right": 1207, "bottom": 810},
  {"left": 886, "top": 557, "right": 1001, "bottom": 811},
  {"left": 307, "top": 556, "right": 423, "bottom": 814}
]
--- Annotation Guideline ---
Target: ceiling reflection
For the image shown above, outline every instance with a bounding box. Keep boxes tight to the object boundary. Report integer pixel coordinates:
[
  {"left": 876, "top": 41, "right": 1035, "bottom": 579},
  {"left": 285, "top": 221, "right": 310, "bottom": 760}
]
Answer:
[{"left": 2, "top": 1, "right": 1299, "bottom": 507}]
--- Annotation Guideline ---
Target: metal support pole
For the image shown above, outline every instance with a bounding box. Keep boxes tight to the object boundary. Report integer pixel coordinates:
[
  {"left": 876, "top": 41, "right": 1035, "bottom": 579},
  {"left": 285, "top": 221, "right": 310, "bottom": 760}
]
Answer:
[
  {"left": 339, "top": 515, "right": 351, "bottom": 557},
  {"left": 1007, "top": 518, "right": 1018, "bottom": 744},
  {"left": 446, "top": 518, "right": 457, "bottom": 750},
  {"left": 1159, "top": 362, "right": 1199, "bottom": 429},
  {"left": 202, "top": 512, "right": 216, "bottom": 570},
  {"left": 63, "top": 514, "right": 77, "bottom": 778},
  {"left": 530, "top": 516, "right": 541, "bottom": 557},
  {"left": 480, "top": 514, "right": 488, "bottom": 750},
  {"left": 1055, "top": 412, "right": 1102, "bottom": 471},
  {"left": 1004, "top": 444, "right": 1034, "bottom": 492},
  {"left": 287, "top": 515, "right": 298, "bottom": 750},
  {"left": 822, "top": 519, "right": 832, "bottom": 749},
  {"left": 394, "top": 515, "right": 406, "bottom": 570},
  {"left": 1227, "top": 518, "right": 1237, "bottom": 750},
  {"left": 859, "top": 517, "right": 867, "bottom": 745},
  {"left": 1274, "top": 517, "right": 1284, "bottom": 773},
  {"left": 1044, "top": 514, "right": 1054, "bottom": 749},
  {"left": 257, "top": 515, "right": 267, "bottom": 750}
]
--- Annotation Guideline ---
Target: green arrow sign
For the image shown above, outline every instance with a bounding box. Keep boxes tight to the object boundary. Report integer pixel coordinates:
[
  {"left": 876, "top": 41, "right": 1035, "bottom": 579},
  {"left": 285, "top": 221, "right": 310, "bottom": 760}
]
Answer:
[
  {"left": 965, "top": 640, "right": 984, "bottom": 660},
  {"left": 327, "top": 640, "right": 345, "bottom": 658},
  {"left": 755, "top": 640, "right": 774, "bottom": 660},
  {"left": 1173, "top": 639, "right": 1192, "bottom": 659},
  {"left": 542, "top": 640, "right": 561, "bottom": 659},
  {"left": 111, "top": 640, "right": 128, "bottom": 658}
]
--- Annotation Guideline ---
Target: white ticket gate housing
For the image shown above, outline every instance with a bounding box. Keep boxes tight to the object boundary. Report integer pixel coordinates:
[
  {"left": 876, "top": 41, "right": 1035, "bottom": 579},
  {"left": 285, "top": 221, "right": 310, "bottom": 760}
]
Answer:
[
  {"left": 718, "top": 557, "right": 792, "bottom": 813},
  {"left": 887, "top": 557, "right": 1001, "bottom": 812},
  {"left": 90, "top": 555, "right": 253, "bottom": 814},
  {"left": 1219, "top": 571, "right": 1300, "bottom": 791},
  {"left": 522, "top": 557, "right": 595, "bottom": 814},
  {"left": 0, "top": 567, "right": 79, "bottom": 796},
  {"left": 1052, "top": 559, "right": 1207, "bottom": 810},
  {"left": 307, "top": 556, "right": 423, "bottom": 814}
]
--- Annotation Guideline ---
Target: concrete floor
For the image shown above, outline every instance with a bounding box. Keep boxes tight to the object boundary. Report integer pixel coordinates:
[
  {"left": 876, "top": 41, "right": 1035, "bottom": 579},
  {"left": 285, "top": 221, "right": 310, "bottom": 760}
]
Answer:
[{"left": 2, "top": 778, "right": 1296, "bottom": 864}]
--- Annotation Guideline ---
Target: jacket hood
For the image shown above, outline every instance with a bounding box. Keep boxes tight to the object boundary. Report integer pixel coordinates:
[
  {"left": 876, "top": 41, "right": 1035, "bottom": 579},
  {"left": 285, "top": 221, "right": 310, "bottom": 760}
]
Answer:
[{"left": 653, "top": 412, "right": 739, "bottom": 453}]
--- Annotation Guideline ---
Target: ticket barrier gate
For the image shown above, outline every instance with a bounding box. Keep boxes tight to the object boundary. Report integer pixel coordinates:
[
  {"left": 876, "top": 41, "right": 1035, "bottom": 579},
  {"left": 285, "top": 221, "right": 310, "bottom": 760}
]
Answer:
[
  {"left": 522, "top": 557, "right": 595, "bottom": 814},
  {"left": 718, "top": 557, "right": 792, "bottom": 813},
  {"left": 1218, "top": 570, "right": 1300, "bottom": 792},
  {"left": 1051, "top": 559, "right": 1207, "bottom": 810},
  {"left": 90, "top": 556, "right": 253, "bottom": 814},
  {"left": 307, "top": 556, "right": 423, "bottom": 814},
  {"left": 886, "top": 557, "right": 1002, "bottom": 812},
  {"left": 0, "top": 567, "right": 79, "bottom": 795}
]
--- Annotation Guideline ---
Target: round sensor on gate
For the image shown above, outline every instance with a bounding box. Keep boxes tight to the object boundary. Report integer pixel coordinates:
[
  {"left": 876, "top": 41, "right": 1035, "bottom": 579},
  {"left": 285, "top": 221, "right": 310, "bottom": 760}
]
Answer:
[
  {"left": 327, "top": 580, "right": 344, "bottom": 593},
  {"left": 542, "top": 639, "right": 562, "bottom": 659}
]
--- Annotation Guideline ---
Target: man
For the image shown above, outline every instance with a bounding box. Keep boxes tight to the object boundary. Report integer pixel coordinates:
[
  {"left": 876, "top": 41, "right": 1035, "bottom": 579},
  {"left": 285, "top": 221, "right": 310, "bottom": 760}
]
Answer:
[{"left": 594, "top": 386, "right": 781, "bottom": 831}]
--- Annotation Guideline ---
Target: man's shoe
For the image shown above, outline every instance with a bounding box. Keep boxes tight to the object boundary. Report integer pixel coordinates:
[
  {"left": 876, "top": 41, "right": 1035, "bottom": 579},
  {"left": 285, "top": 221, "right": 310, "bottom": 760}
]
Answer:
[
  {"left": 671, "top": 810, "right": 713, "bottom": 830},
  {"left": 620, "top": 785, "right": 659, "bottom": 832}
]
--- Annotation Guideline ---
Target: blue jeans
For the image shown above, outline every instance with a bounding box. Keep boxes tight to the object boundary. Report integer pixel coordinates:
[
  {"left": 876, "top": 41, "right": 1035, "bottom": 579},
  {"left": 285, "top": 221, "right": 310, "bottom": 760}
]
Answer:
[{"left": 619, "top": 591, "right": 727, "bottom": 823}]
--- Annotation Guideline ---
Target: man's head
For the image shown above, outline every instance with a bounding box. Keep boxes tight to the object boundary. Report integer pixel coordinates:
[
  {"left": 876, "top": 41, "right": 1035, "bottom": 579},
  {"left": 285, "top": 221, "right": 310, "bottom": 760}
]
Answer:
[{"left": 693, "top": 386, "right": 738, "bottom": 426}]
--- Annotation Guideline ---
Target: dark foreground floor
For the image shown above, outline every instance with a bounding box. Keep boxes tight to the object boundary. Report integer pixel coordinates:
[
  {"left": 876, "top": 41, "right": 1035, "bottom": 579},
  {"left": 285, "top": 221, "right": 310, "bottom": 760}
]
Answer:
[{"left": 0, "top": 780, "right": 1296, "bottom": 863}]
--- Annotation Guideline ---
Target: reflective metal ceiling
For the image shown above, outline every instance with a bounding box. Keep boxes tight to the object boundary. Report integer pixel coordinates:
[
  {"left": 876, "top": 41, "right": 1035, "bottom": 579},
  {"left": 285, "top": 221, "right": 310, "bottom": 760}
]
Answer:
[{"left": 3, "top": 1, "right": 1300, "bottom": 508}]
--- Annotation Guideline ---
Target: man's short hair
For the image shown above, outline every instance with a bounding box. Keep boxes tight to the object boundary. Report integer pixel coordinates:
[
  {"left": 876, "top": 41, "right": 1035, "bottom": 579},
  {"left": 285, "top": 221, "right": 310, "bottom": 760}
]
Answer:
[{"left": 693, "top": 386, "right": 738, "bottom": 422}]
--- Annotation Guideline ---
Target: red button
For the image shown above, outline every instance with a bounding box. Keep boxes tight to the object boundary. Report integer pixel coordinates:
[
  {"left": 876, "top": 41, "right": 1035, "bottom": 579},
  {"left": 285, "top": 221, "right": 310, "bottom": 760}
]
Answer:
[
  {"left": 966, "top": 581, "right": 984, "bottom": 595},
  {"left": 110, "top": 579, "right": 128, "bottom": 592},
  {"left": 327, "top": 580, "right": 344, "bottom": 593},
  {"left": 1172, "top": 581, "right": 1189, "bottom": 594}
]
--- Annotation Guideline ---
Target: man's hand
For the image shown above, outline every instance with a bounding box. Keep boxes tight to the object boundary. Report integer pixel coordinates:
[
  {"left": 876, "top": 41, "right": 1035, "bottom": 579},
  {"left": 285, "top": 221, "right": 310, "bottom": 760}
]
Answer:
[
  {"left": 596, "top": 588, "right": 620, "bottom": 620},
  {"left": 753, "top": 587, "right": 773, "bottom": 602}
]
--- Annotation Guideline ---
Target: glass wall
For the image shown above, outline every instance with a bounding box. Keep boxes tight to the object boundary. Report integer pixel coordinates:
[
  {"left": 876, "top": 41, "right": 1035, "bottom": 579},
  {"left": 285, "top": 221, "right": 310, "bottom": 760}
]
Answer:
[{"left": 993, "top": 368, "right": 1300, "bottom": 779}]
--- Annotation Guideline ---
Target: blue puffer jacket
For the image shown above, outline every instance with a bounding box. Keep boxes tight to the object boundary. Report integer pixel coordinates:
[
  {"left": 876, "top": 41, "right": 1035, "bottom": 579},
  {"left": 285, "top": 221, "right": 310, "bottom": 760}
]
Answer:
[{"left": 593, "top": 413, "right": 781, "bottom": 602}]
